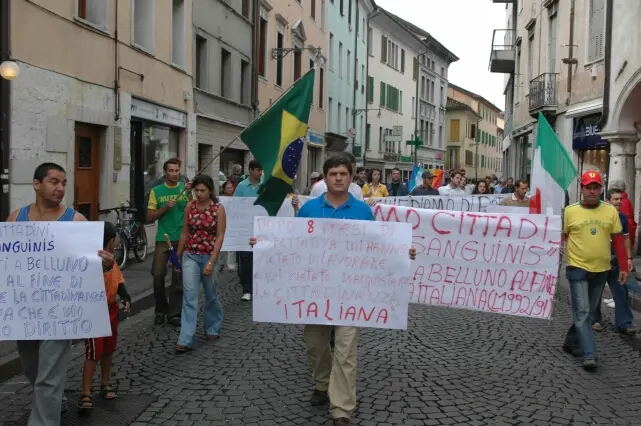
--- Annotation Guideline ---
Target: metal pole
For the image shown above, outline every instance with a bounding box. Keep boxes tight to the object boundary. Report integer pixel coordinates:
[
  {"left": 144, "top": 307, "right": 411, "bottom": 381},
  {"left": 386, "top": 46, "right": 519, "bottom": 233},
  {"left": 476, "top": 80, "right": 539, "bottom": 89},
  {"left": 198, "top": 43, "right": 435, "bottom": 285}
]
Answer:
[{"left": 0, "top": 0, "right": 11, "bottom": 220}]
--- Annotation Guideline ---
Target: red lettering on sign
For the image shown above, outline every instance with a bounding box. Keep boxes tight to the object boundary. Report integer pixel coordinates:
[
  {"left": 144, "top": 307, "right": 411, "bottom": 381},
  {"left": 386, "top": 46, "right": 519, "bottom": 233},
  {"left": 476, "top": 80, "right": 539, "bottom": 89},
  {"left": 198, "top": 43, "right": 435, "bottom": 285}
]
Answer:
[
  {"left": 518, "top": 217, "right": 538, "bottom": 239},
  {"left": 431, "top": 211, "right": 455, "bottom": 235},
  {"left": 374, "top": 205, "right": 400, "bottom": 222},
  {"left": 307, "top": 302, "right": 318, "bottom": 318},
  {"left": 494, "top": 216, "right": 513, "bottom": 238},
  {"left": 324, "top": 298, "right": 333, "bottom": 321}
]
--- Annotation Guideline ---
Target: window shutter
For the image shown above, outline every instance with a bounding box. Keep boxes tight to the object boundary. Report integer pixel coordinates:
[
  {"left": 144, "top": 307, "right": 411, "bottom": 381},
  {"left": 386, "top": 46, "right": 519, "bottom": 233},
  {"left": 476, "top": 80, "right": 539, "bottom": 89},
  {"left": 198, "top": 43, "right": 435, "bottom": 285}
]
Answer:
[
  {"left": 413, "top": 57, "right": 418, "bottom": 80},
  {"left": 400, "top": 49, "right": 405, "bottom": 73},
  {"left": 381, "top": 35, "right": 388, "bottom": 62},
  {"left": 380, "top": 81, "right": 386, "bottom": 106},
  {"left": 367, "top": 76, "right": 374, "bottom": 103},
  {"left": 589, "top": 0, "right": 605, "bottom": 61}
]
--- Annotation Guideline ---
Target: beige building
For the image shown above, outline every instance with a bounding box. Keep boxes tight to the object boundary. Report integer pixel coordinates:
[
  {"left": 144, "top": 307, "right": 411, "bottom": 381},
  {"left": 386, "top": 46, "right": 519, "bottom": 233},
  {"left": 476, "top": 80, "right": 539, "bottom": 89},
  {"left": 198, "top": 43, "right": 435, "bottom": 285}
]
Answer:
[
  {"left": 444, "top": 98, "right": 481, "bottom": 177},
  {"left": 257, "top": 0, "right": 327, "bottom": 189},
  {"left": 491, "top": 0, "right": 607, "bottom": 198},
  {"left": 10, "top": 0, "right": 195, "bottom": 249},
  {"left": 446, "top": 84, "right": 503, "bottom": 180}
]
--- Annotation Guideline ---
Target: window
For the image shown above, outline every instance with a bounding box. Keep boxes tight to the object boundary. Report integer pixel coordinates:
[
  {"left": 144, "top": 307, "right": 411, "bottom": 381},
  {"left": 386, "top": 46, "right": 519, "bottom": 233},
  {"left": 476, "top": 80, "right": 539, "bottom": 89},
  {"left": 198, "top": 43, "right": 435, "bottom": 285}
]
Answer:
[
  {"left": 385, "top": 84, "right": 400, "bottom": 112},
  {"left": 171, "top": 0, "right": 186, "bottom": 68},
  {"left": 411, "top": 96, "right": 415, "bottom": 118},
  {"left": 527, "top": 33, "right": 534, "bottom": 83},
  {"left": 76, "top": 0, "right": 109, "bottom": 30},
  {"left": 338, "top": 42, "right": 343, "bottom": 78},
  {"left": 345, "top": 107, "right": 350, "bottom": 133},
  {"left": 340, "top": 0, "right": 344, "bottom": 15},
  {"left": 338, "top": 102, "right": 342, "bottom": 132},
  {"left": 470, "top": 123, "right": 476, "bottom": 138},
  {"left": 328, "top": 97, "right": 334, "bottom": 130},
  {"left": 195, "top": 35, "right": 207, "bottom": 89},
  {"left": 258, "top": 14, "right": 268, "bottom": 77},
  {"left": 242, "top": 0, "right": 250, "bottom": 19},
  {"left": 346, "top": 50, "right": 351, "bottom": 83},
  {"left": 311, "top": 0, "right": 316, "bottom": 20},
  {"left": 366, "top": 123, "right": 371, "bottom": 150},
  {"left": 440, "top": 85, "right": 444, "bottom": 106},
  {"left": 421, "top": 76, "right": 426, "bottom": 99},
  {"left": 430, "top": 81, "right": 435, "bottom": 103},
  {"left": 465, "top": 150, "right": 473, "bottom": 166},
  {"left": 362, "top": 18, "right": 365, "bottom": 41},
  {"left": 367, "top": 76, "right": 374, "bottom": 103},
  {"left": 294, "top": 47, "right": 302, "bottom": 81},
  {"left": 220, "top": 48, "right": 232, "bottom": 98},
  {"left": 413, "top": 57, "right": 418, "bottom": 80},
  {"left": 361, "top": 64, "right": 365, "bottom": 93},
  {"left": 321, "top": 0, "right": 326, "bottom": 30},
  {"left": 367, "top": 28, "right": 373, "bottom": 55},
  {"left": 329, "top": 33, "right": 334, "bottom": 70},
  {"left": 381, "top": 37, "right": 400, "bottom": 70},
  {"left": 276, "top": 29, "right": 284, "bottom": 86},
  {"left": 447, "top": 147, "right": 460, "bottom": 170},
  {"left": 400, "top": 49, "right": 405, "bottom": 73},
  {"left": 348, "top": 0, "right": 352, "bottom": 23},
  {"left": 319, "top": 68, "right": 324, "bottom": 109},
  {"left": 588, "top": 0, "right": 605, "bottom": 62},
  {"left": 449, "top": 119, "right": 460, "bottom": 142},
  {"left": 241, "top": 60, "right": 250, "bottom": 105},
  {"left": 380, "top": 82, "right": 386, "bottom": 106},
  {"left": 133, "top": 0, "right": 155, "bottom": 52},
  {"left": 439, "top": 126, "right": 443, "bottom": 149}
]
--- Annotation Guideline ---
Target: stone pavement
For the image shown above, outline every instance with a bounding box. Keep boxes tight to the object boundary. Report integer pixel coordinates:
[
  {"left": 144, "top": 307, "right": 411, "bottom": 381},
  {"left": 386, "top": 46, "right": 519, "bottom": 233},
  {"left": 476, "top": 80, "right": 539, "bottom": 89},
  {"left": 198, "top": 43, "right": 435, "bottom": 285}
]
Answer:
[{"left": 2, "top": 271, "right": 641, "bottom": 425}]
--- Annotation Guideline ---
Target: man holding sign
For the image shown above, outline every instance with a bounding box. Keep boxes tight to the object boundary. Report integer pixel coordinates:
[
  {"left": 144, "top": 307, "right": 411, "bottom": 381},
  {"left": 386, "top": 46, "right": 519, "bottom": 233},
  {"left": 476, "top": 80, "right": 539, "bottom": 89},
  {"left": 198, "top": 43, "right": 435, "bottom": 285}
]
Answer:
[
  {"left": 5, "top": 163, "right": 114, "bottom": 426},
  {"left": 253, "top": 155, "right": 416, "bottom": 426}
]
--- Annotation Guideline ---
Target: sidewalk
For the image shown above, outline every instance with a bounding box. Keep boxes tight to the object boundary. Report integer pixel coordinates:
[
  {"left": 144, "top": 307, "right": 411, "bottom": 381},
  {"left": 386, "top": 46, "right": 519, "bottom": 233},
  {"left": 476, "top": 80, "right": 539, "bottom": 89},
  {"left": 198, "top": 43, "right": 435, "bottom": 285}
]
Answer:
[{"left": 0, "top": 254, "right": 164, "bottom": 382}]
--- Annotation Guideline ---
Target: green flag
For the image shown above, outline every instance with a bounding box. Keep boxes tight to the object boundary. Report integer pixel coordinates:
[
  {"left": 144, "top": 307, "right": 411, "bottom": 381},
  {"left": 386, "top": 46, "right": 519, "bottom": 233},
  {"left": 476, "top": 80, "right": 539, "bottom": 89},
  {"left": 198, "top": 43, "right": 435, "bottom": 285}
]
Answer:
[{"left": 240, "top": 69, "right": 316, "bottom": 216}]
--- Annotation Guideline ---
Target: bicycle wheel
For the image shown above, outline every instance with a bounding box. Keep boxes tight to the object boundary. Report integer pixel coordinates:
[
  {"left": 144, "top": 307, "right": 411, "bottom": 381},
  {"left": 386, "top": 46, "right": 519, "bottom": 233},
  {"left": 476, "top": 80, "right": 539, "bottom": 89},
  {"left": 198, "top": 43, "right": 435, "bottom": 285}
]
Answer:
[
  {"left": 114, "top": 230, "right": 129, "bottom": 270},
  {"left": 132, "top": 225, "right": 148, "bottom": 262}
]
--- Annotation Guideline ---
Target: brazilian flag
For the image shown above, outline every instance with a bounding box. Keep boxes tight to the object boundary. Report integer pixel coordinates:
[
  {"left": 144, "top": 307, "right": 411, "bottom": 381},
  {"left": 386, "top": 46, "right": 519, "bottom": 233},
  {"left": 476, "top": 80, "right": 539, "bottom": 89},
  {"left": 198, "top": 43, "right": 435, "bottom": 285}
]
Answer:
[{"left": 240, "top": 68, "right": 315, "bottom": 216}]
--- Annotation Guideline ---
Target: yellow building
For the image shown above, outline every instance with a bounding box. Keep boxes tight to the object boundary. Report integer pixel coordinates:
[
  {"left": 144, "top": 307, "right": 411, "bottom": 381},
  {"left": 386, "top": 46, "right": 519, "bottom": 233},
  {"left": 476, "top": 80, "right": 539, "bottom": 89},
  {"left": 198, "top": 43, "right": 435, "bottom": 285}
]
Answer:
[
  {"left": 446, "top": 83, "right": 503, "bottom": 179},
  {"left": 444, "top": 98, "right": 481, "bottom": 177}
]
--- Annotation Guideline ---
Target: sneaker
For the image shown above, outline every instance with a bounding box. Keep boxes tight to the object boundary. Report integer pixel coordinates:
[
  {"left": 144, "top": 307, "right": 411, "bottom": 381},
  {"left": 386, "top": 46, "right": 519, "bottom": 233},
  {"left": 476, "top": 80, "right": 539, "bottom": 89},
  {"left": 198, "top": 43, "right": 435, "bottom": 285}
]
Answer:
[
  {"left": 606, "top": 300, "right": 616, "bottom": 308},
  {"left": 169, "top": 317, "right": 181, "bottom": 327},
  {"left": 334, "top": 418, "right": 350, "bottom": 425},
  {"left": 583, "top": 358, "right": 597, "bottom": 371},
  {"left": 618, "top": 326, "right": 637, "bottom": 336},
  {"left": 228, "top": 266, "right": 236, "bottom": 272},
  {"left": 310, "top": 390, "right": 329, "bottom": 406},
  {"left": 154, "top": 314, "right": 166, "bottom": 325},
  {"left": 592, "top": 322, "right": 603, "bottom": 332},
  {"left": 241, "top": 293, "right": 251, "bottom": 301}
]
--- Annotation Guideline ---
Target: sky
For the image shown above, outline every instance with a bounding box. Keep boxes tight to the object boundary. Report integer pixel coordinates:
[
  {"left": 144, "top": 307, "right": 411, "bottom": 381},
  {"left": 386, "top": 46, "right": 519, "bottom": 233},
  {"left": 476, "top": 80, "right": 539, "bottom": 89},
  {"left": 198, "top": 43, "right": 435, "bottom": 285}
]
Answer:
[{"left": 374, "top": 0, "right": 507, "bottom": 111}]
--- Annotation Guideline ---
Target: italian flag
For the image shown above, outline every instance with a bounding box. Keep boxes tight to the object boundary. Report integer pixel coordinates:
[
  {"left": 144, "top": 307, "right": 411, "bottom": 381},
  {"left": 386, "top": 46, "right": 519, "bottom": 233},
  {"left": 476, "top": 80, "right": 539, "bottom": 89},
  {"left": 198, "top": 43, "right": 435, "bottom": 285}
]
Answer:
[{"left": 529, "top": 113, "right": 578, "bottom": 215}]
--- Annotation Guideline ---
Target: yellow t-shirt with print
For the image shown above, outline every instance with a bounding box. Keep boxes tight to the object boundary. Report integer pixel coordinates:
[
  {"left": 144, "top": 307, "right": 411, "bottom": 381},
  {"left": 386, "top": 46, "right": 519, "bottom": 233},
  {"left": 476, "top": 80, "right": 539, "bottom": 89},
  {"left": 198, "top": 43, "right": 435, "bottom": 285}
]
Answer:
[
  {"left": 362, "top": 183, "right": 389, "bottom": 198},
  {"left": 564, "top": 201, "right": 622, "bottom": 273}
]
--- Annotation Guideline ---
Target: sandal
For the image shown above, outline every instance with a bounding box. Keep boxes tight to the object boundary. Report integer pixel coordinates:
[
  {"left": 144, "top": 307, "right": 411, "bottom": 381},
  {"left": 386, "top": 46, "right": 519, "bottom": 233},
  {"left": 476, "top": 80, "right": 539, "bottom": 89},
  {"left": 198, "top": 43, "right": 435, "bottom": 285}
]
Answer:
[
  {"left": 100, "top": 384, "right": 117, "bottom": 400},
  {"left": 175, "top": 345, "right": 193, "bottom": 354},
  {"left": 77, "top": 394, "right": 93, "bottom": 411}
]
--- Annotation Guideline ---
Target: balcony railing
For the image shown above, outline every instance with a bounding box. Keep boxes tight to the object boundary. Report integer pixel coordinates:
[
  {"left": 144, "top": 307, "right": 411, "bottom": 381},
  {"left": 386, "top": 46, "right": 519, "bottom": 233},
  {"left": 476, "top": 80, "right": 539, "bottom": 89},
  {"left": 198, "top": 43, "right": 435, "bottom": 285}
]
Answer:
[
  {"left": 489, "top": 29, "right": 516, "bottom": 73},
  {"left": 528, "top": 73, "right": 558, "bottom": 114}
]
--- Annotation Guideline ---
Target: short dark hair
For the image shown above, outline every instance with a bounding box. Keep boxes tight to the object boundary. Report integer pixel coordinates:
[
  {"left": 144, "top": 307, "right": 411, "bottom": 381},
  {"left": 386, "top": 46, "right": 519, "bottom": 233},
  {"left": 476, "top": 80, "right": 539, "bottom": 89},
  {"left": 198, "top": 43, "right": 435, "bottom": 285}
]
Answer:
[
  {"left": 450, "top": 170, "right": 463, "bottom": 179},
  {"left": 356, "top": 167, "right": 366, "bottom": 174},
  {"left": 163, "top": 158, "right": 181, "bottom": 172},
  {"left": 392, "top": 167, "right": 401, "bottom": 173},
  {"left": 340, "top": 151, "right": 356, "bottom": 164},
  {"left": 33, "top": 163, "right": 65, "bottom": 182},
  {"left": 606, "top": 188, "right": 623, "bottom": 200},
  {"left": 103, "top": 221, "right": 117, "bottom": 249},
  {"left": 192, "top": 174, "right": 218, "bottom": 201},
  {"left": 249, "top": 160, "right": 262, "bottom": 170},
  {"left": 515, "top": 179, "right": 528, "bottom": 188},
  {"left": 323, "top": 155, "right": 353, "bottom": 176}
]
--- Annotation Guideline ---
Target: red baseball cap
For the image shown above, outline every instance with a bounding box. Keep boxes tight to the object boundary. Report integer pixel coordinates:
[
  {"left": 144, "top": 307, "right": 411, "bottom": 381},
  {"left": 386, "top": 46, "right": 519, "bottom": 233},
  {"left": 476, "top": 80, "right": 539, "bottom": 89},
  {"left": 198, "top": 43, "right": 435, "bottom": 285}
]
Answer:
[{"left": 581, "top": 170, "right": 603, "bottom": 186}]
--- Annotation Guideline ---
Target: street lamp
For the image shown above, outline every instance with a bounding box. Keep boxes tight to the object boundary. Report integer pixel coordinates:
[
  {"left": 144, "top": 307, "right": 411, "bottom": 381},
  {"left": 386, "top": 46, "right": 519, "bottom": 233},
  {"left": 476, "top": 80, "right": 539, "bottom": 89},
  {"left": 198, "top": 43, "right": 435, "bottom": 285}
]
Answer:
[{"left": 0, "top": 60, "right": 18, "bottom": 80}]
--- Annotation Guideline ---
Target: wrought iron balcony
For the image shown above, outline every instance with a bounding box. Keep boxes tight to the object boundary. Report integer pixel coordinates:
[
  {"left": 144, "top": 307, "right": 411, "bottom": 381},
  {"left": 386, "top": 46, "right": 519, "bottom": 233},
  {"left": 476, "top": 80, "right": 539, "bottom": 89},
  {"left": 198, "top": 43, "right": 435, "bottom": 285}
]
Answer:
[
  {"left": 489, "top": 29, "right": 515, "bottom": 73},
  {"left": 528, "top": 73, "right": 558, "bottom": 116}
]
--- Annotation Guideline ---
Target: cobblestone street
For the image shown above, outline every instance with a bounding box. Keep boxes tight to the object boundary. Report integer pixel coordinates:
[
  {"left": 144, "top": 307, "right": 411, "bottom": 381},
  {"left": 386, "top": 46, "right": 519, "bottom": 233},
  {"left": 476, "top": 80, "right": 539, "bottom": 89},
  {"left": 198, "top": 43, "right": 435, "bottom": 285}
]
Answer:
[{"left": 2, "top": 271, "right": 641, "bottom": 425}]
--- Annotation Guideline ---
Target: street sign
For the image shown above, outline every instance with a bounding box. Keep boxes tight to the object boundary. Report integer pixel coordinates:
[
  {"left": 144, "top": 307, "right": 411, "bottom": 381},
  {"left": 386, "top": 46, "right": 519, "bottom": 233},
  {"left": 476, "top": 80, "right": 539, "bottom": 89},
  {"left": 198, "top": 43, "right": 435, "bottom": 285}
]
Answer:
[{"left": 406, "top": 136, "right": 423, "bottom": 147}]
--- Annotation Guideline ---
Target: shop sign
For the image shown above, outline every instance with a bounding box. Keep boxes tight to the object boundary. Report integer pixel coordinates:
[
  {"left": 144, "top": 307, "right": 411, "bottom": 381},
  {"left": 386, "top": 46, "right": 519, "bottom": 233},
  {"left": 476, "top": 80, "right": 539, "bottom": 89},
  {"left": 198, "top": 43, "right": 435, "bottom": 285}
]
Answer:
[
  {"left": 307, "top": 131, "right": 324, "bottom": 147},
  {"left": 131, "top": 98, "right": 187, "bottom": 128},
  {"left": 572, "top": 114, "right": 606, "bottom": 150}
]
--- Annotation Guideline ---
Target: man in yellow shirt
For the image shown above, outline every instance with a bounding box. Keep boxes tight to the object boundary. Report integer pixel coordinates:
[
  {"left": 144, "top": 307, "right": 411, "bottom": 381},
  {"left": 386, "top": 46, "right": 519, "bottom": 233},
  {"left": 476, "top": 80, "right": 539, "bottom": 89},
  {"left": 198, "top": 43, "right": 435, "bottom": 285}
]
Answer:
[{"left": 562, "top": 171, "right": 629, "bottom": 371}]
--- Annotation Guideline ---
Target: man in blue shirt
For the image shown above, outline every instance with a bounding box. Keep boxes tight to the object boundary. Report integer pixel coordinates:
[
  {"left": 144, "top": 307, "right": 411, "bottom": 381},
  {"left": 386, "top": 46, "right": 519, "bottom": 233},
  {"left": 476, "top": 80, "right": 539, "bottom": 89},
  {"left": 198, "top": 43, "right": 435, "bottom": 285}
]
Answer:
[{"left": 234, "top": 160, "right": 263, "bottom": 301}]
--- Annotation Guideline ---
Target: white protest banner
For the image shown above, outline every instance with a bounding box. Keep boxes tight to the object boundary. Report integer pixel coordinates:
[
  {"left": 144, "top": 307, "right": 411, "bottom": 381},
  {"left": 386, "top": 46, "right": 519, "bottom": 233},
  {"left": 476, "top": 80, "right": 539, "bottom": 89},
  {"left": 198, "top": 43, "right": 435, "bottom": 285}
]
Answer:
[
  {"left": 219, "top": 197, "right": 295, "bottom": 251},
  {"left": 252, "top": 217, "right": 413, "bottom": 329},
  {"left": 485, "top": 205, "right": 530, "bottom": 214},
  {"left": 373, "top": 204, "right": 562, "bottom": 320},
  {"left": 371, "top": 194, "right": 506, "bottom": 212},
  {"left": 0, "top": 222, "right": 111, "bottom": 340}
]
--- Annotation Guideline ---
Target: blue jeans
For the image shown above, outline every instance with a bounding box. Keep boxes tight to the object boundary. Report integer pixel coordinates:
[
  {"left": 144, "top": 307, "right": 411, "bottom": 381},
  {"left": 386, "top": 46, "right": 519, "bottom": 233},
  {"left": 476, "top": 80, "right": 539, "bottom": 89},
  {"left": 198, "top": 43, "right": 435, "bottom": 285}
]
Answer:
[
  {"left": 178, "top": 252, "right": 223, "bottom": 348},
  {"left": 594, "top": 261, "right": 634, "bottom": 329},
  {"left": 564, "top": 266, "right": 608, "bottom": 360},
  {"left": 627, "top": 273, "right": 641, "bottom": 294}
]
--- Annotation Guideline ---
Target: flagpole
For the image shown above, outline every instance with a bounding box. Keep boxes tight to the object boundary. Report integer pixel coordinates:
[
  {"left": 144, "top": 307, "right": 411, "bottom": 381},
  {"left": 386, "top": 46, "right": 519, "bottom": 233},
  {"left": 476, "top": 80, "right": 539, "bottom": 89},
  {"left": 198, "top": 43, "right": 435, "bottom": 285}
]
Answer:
[{"left": 175, "top": 67, "right": 318, "bottom": 197}]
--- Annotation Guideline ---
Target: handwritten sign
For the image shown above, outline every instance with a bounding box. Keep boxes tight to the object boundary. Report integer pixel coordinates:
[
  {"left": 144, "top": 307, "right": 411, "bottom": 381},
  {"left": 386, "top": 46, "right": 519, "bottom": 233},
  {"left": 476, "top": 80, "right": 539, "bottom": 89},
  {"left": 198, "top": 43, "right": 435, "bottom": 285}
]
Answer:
[
  {"left": 0, "top": 222, "right": 110, "bottom": 340},
  {"left": 374, "top": 204, "right": 562, "bottom": 319},
  {"left": 252, "top": 217, "right": 413, "bottom": 329},
  {"left": 370, "top": 194, "right": 506, "bottom": 212},
  {"left": 219, "top": 197, "right": 295, "bottom": 251}
]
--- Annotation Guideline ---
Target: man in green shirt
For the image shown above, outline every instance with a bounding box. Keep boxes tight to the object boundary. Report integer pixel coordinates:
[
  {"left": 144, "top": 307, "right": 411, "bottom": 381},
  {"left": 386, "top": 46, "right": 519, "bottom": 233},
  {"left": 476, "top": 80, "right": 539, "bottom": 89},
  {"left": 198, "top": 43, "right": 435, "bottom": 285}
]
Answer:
[{"left": 147, "top": 158, "right": 192, "bottom": 326}]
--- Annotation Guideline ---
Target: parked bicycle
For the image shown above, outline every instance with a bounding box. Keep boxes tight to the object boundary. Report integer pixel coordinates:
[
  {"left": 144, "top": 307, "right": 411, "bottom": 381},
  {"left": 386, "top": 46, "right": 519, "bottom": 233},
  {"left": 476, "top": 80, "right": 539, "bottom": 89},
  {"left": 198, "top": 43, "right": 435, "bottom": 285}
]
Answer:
[{"left": 98, "top": 201, "right": 148, "bottom": 270}]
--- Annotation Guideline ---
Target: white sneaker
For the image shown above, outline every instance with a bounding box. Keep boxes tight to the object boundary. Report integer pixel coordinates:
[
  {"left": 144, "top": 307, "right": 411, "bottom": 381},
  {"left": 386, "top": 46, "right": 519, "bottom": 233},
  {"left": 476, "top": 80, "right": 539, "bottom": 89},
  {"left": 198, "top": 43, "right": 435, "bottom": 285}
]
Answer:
[
  {"left": 241, "top": 293, "right": 251, "bottom": 301},
  {"left": 228, "top": 266, "right": 236, "bottom": 272},
  {"left": 603, "top": 298, "right": 614, "bottom": 304},
  {"left": 606, "top": 300, "right": 616, "bottom": 309}
]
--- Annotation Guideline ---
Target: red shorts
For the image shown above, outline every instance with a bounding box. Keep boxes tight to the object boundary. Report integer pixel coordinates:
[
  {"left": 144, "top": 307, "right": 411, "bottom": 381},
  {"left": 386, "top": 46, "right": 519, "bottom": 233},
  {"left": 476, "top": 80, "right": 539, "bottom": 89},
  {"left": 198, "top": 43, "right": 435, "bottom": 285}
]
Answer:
[{"left": 84, "top": 303, "right": 119, "bottom": 361}]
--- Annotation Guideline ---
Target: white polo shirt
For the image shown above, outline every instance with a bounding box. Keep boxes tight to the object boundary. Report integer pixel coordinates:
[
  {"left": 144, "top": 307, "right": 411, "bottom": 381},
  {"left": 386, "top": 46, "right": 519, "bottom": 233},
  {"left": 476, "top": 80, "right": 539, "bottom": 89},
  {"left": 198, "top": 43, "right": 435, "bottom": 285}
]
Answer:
[
  {"left": 438, "top": 184, "right": 466, "bottom": 196},
  {"left": 310, "top": 180, "right": 364, "bottom": 200}
]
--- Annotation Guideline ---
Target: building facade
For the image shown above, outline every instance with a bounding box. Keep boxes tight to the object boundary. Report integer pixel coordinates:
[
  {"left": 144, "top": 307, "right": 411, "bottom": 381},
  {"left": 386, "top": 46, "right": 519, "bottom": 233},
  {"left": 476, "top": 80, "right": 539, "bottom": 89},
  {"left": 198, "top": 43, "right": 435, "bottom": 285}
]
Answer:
[
  {"left": 193, "top": 0, "right": 257, "bottom": 184},
  {"left": 492, "top": 0, "right": 608, "bottom": 199},
  {"left": 257, "top": 0, "right": 327, "bottom": 191},
  {"left": 447, "top": 84, "right": 503, "bottom": 179},
  {"left": 10, "top": 0, "right": 196, "bottom": 250},
  {"left": 444, "top": 98, "right": 482, "bottom": 177}
]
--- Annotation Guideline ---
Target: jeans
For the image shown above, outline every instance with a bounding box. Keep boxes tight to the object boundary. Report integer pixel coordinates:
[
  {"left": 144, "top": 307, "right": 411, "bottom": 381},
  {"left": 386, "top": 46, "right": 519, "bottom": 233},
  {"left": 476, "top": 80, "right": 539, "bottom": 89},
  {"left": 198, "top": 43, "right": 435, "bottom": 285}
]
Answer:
[
  {"left": 152, "top": 241, "right": 183, "bottom": 319},
  {"left": 564, "top": 266, "right": 608, "bottom": 360},
  {"left": 238, "top": 252, "right": 253, "bottom": 294},
  {"left": 17, "top": 339, "right": 71, "bottom": 426},
  {"left": 594, "top": 262, "right": 634, "bottom": 329},
  {"left": 178, "top": 252, "right": 223, "bottom": 348}
]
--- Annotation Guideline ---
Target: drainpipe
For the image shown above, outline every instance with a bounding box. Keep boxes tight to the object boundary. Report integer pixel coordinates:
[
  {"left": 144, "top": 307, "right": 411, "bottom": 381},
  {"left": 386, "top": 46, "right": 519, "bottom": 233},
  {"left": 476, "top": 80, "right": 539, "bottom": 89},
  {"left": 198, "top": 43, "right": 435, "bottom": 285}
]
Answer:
[
  {"left": 597, "top": 0, "right": 613, "bottom": 129},
  {"left": 364, "top": 6, "right": 383, "bottom": 167},
  {"left": 0, "top": 0, "right": 11, "bottom": 219},
  {"left": 352, "top": 1, "right": 359, "bottom": 155},
  {"left": 566, "top": 0, "right": 575, "bottom": 103},
  {"left": 251, "top": 0, "right": 260, "bottom": 116},
  {"left": 114, "top": 0, "right": 120, "bottom": 121}
]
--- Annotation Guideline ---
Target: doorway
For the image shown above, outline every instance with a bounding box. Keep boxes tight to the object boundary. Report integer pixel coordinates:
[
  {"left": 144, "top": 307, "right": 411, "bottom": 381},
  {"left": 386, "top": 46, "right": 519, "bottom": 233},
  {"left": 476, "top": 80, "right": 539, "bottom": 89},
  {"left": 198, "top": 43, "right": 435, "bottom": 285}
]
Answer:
[{"left": 74, "top": 124, "right": 101, "bottom": 220}]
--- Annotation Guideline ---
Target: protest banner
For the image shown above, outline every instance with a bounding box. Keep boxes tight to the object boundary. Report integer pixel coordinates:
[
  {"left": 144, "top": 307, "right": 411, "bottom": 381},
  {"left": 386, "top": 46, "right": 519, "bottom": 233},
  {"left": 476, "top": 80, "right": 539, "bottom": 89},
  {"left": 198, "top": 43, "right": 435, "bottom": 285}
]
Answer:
[
  {"left": 374, "top": 204, "right": 562, "bottom": 320},
  {"left": 252, "top": 217, "right": 413, "bottom": 329},
  {"left": 485, "top": 205, "right": 530, "bottom": 214},
  {"left": 219, "top": 197, "right": 295, "bottom": 251},
  {"left": 0, "top": 222, "right": 111, "bottom": 340},
  {"left": 371, "top": 194, "right": 506, "bottom": 212}
]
